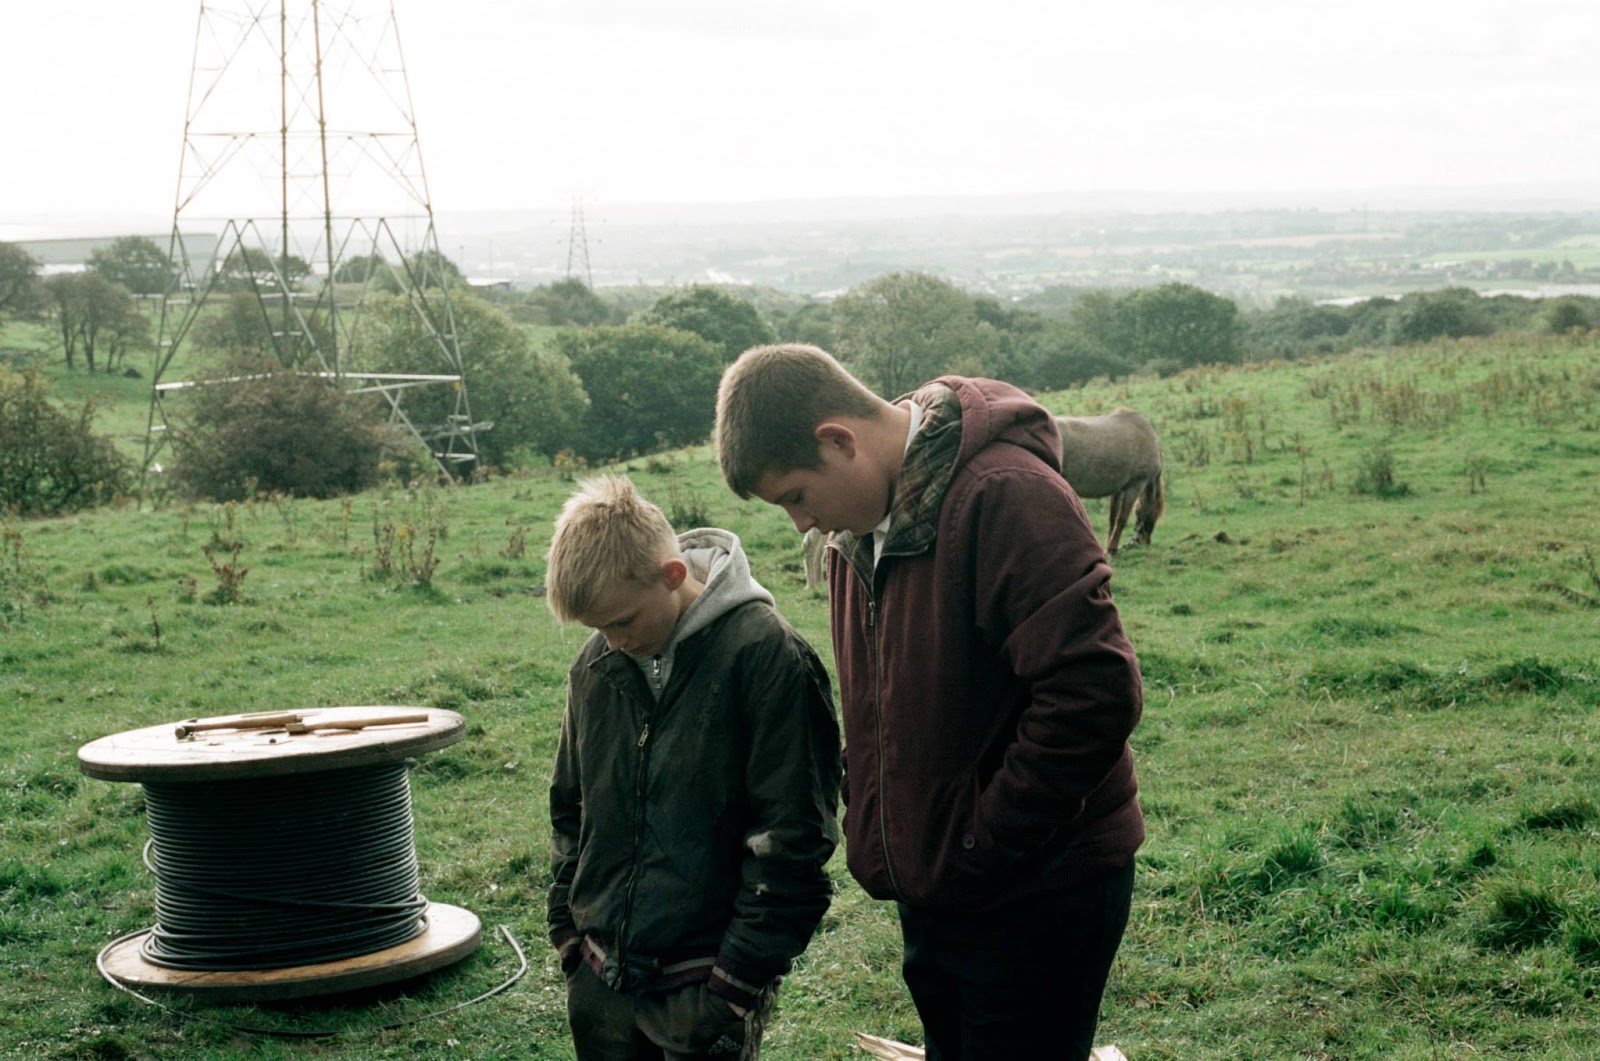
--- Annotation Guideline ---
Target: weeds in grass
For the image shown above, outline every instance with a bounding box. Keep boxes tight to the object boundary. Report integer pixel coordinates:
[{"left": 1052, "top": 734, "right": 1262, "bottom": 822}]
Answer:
[
  {"left": 401, "top": 524, "right": 442, "bottom": 587},
  {"left": 553, "top": 448, "right": 588, "bottom": 481},
  {"left": 1168, "top": 425, "right": 1211, "bottom": 468},
  {"left": 1352, "top": 441, "right": 1410, "bottom": 498},
  {"left": 0, "top": 526, "right": 45, "bottom": 625},
  {"left": 1293, "top": 430, "right": 1311, "bottom": 504},
  {"left": 369, "top": 497, "right": 448, "bottom": 587},
  {"left": 208, "top": 499, "right": 244, "bottom": 550},
  {"left": 663, "top": 476, "right": 711, "bottom": 528},
  {"left": 502, "top": 520, "right": 527, "bottom": 560},
  {"left": 370, "top": 516, "right": 398, "bottom": 579},
  {"left": 1463, "top": 449, "right": 1490, "bottom": 494},
  {"left": 146, "top": 595, "right": 162, "bottom": 652},
  {"left": 1221, "top": 396, "right": 1255, "bottom": 464},
  {"left": 269, "top": 490, "right": 299, "bottom": 544},
  {"left": 200, "top": 541, "right": 249, "bottom": 604}
]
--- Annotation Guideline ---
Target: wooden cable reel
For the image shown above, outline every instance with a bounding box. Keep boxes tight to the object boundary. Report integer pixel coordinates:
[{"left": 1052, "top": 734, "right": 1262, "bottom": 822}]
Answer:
[{"left": 77, "top": 706, "right": 481, "bottom": 1003}]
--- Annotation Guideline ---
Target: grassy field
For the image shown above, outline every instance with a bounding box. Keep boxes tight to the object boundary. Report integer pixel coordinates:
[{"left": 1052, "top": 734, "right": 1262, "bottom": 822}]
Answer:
[
  {"left": 1423, "top": 246, "right": 1600, "bottom": 270},
  {"left": 3, "top": 332, "right": 1599, "bottom": 1059}
]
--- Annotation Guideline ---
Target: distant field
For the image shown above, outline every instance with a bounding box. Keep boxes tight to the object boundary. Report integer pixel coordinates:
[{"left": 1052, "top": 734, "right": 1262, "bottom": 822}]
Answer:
[
  {"left": 2, "top": 332, "right": 1599, "bottom": 1059},
  {"left": 1426, "top": 246, "right": 1600, "bottom": 269}
]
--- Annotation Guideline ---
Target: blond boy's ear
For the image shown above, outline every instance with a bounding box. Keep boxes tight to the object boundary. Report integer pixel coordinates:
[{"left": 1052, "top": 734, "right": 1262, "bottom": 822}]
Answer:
[{"left": 660, "top": 557, "right": 689, "bottom": 592}]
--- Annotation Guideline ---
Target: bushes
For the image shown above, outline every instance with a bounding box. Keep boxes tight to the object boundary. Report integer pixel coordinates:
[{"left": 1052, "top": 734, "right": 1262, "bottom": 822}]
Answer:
[
  {"left": 1387, "top": 288, "right": 1495, "bottom": 346},
  {"left": 353, "top": 292, "right": 588, "bottom": 466},
  {"left": 558, "top": 323, "right": 723, "bottom": 460},
  {"left": 0, "top": 366, "right": 130, "bottom": 517},
  {"left": 167, "top": 368, "right": 386, "bottom": 501},
  {"left": 638, "top": 285, "right": 776, "bottom": 362}
]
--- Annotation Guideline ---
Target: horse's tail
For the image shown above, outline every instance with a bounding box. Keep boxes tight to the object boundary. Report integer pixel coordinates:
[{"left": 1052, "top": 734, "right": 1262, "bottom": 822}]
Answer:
[{"left": 1135, "top": 469, "right": 1165, "bottom": 545}]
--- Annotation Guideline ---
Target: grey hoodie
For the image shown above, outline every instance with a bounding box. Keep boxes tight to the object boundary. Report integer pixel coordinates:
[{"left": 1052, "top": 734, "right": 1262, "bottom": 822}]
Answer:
[{"left": 627, "top": 527, "right": 775, "bottom": 700}]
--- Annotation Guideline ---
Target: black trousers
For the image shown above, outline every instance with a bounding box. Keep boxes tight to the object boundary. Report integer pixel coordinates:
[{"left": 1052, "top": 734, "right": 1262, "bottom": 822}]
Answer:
[
  {"left": 564, "top": 963, "right": 767, "bottom": 1061},
  {"left": 897, "top": 858, "right": 1135, "bottom": 1061}
]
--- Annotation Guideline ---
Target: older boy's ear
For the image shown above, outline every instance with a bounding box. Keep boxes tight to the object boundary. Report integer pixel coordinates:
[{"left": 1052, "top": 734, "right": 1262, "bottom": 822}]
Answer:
[
  {"left": 815, "top": 421, "right": 858, "bottom": 457},
  {"left": 660, "top": 558, "right": 688, "bottom": 591}
]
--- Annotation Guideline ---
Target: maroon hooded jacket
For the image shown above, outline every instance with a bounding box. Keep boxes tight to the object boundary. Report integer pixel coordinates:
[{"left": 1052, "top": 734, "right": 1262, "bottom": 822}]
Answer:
[{"left": 826, "top": 376, "right": 1144, "bottom": 910}]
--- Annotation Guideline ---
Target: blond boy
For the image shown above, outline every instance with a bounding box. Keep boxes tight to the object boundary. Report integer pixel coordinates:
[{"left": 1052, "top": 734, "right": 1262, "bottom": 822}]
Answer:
[
  {"left": 715, "top": 345, "right": 1144, "bottom": 1060},
  {"left": 545, "top": 475, "right": 841, "bottom": 1061}
]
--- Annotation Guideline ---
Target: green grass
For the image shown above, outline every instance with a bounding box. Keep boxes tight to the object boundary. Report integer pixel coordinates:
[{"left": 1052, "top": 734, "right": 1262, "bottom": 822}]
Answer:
[{"left": 3, "top": 332, "right": 1600, "bottom": 1058}]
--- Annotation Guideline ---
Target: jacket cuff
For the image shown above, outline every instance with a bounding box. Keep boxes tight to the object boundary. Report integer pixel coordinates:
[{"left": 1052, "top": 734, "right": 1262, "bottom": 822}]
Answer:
[
  {"left": 551, "top": 928, "right": 582, "bottom": 971},
  {"left": 706, "top": 958, "right": 765, "bottom": 1009}
]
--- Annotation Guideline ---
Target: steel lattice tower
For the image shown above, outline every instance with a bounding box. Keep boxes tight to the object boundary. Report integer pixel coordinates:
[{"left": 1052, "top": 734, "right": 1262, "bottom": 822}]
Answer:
[
  {"left": 144, "top": 0, "right": 481, "bottom": 486},
  {"left": 565, "top": 196, "right": 593, "bottom": 289}
]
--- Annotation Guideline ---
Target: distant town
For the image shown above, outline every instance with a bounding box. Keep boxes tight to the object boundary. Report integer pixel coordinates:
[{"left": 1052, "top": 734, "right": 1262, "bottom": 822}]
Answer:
[{"left": 11, "top": 193, "right": 1600, "bottom": 309}]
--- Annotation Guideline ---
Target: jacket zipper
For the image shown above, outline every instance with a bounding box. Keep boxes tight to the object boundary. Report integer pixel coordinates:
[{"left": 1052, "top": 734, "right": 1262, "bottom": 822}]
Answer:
[
  {"left": 616, "top": 717, "right": 650, "bottom": 982},
  {"left": 862, "top": 561, "right": 903, "bottom": 900}
]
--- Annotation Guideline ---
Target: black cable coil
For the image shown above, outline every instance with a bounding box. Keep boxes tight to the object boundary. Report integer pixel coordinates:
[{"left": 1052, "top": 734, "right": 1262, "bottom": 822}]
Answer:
[{"left": 139, "top": 762, "right": 429, "bottom": 970}]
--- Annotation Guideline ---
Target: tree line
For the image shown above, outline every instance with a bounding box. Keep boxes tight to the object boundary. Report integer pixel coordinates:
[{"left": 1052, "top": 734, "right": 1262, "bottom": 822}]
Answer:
[{"left": 3, "top": 235, "right": 1597, "bottom": 513}]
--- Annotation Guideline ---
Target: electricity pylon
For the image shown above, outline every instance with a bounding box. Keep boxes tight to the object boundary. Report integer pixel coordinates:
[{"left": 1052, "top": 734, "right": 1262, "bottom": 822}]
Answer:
[
  {"left": 144, "top": 0, "right": 483, "bottom": 489},
  {"left": 565, "top": 196, "right": 593, "bottom": 288}
]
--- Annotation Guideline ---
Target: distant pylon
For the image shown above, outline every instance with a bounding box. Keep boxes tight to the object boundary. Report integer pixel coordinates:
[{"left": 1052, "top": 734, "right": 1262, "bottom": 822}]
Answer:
[
  {"left": 566, "top": 197, "right": 593, "bottom": 288},
  {"left": 143, "top": 0, "right": 484, "bottom": 491}
]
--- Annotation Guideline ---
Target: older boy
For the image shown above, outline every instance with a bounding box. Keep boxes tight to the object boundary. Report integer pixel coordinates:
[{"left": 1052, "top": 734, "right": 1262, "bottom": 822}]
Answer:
[
  {"left": 715, "top": 344, "right": 1144, "bottom": 1060},
  {"left": 544, "top": 475, "right": 841, "bottom": 1061}
]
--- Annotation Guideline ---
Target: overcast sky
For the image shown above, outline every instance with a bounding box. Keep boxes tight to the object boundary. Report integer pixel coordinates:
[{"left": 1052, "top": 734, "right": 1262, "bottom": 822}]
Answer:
[{"left": 3, "top": 0, "right": 1598, "bottom": 235}]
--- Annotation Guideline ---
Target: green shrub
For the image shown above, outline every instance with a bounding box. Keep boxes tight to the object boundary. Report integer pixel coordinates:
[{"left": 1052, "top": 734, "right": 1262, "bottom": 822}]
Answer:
[
  {"left": 166, "top": 366, "right": 386, "bottom": 501},
  {"left": 1353, "top": 441, "right": 1411, "bottom": 498},
  {"left": 0, "top": 366, "right": 131, "bottom": 517}
]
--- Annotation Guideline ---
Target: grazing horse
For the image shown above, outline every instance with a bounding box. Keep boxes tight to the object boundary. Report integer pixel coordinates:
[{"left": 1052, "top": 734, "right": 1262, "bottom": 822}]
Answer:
[
  {"left": 1054, "top": 408, "right": 1165, "bottom": 554},
  {"left": 801, "top": 527, "right": 827, "bottom": 588}
]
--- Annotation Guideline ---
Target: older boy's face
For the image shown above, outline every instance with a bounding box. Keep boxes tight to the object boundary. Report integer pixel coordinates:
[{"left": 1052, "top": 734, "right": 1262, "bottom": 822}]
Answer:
[
  {"left": 753, "top": 443, "right": 887, "bottom": 537},
  {"left": 575, "top": 575, "right": 681, "bottom": 658}
]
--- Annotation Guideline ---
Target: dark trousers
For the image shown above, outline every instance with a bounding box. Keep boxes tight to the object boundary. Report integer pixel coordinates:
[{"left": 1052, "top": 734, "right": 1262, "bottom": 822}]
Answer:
[
  {"left": 898, "top": 858, "right": 1135, "bottom": 1061},
  {"left": 564, "top": 962, "right": 769, "bottom": 1061}
]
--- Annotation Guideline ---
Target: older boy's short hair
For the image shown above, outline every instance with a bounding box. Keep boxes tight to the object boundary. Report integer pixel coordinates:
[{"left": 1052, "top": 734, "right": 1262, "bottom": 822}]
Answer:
[
  {"left": 546, "top": 475, "right": 679, "bottom": 622},
  {"left": 716, "top": 343, "right": 882, "bottom": 498}
]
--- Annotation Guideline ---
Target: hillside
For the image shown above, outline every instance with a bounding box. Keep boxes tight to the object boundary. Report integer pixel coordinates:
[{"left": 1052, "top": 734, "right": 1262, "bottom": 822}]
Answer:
[{"left": 3, "top": 332, "right": 1598, "bottom": 1059}]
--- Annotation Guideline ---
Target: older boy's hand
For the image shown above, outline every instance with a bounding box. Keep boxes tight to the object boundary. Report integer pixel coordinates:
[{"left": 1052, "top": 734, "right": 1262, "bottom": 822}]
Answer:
[{"left": 728, "top": 1002, "right": 748, "bottom": 1018}]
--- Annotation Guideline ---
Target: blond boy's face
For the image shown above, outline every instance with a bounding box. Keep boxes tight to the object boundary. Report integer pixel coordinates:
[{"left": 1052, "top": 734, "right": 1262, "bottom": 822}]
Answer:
[{"left": 575, "top": 569, "right": 682, "bottom": 658}]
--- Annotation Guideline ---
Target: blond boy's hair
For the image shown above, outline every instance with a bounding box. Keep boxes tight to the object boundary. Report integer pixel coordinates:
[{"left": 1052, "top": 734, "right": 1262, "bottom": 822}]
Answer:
[
  {"left": 715, "top": 343, "right": 883, "bottom": 498},
  {"left": 546, "top": 475, "right": 679, "bottom": 622}
]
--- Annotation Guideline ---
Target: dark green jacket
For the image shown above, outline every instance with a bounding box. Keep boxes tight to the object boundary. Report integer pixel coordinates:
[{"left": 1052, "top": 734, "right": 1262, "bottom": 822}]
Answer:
[{"left": 547, "top": 596, "right": 841, "bottom": 1007}]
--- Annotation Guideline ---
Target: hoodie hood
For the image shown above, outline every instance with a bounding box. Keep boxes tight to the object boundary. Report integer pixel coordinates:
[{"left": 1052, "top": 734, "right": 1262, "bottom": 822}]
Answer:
[
  {"left": 934, "top": 376, "right": 1063, "bottom": 475},
  {"left": 836, "top": 377, "right": 1063, "bottom": 569},
  {"left": 626, "top": 527, "right": 774, "bottom": 698}
]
